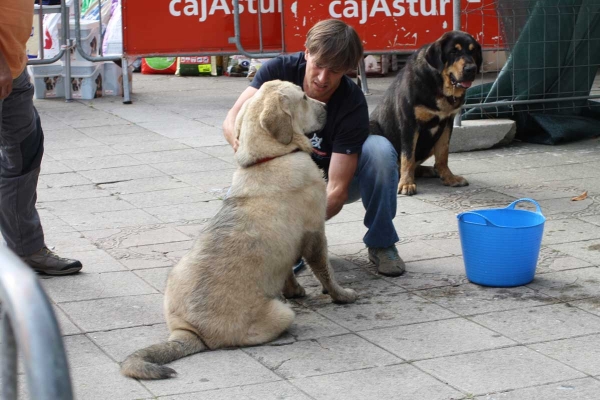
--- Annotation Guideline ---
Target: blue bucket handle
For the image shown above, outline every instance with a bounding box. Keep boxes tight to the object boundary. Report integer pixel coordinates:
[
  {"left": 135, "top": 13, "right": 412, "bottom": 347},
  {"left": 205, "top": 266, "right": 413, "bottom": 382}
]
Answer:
[
  {"left": 457, "top": 211, "right": 499, "bottom": 227},
  {"left": 506, "top": 198, "right": 544, "bottom": 215}
]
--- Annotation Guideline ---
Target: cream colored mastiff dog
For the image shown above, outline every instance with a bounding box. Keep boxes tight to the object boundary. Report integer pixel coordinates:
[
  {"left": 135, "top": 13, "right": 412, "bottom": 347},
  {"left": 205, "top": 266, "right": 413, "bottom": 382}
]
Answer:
[{"left": 121, "top": 80, "right": 358, "bottom": 380}]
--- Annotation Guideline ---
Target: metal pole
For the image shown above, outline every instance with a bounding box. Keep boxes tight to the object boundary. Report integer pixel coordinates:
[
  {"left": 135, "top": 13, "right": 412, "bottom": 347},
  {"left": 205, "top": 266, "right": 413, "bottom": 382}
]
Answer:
[
  {"left": 1, "top": 313, "right": 18, "bottom": 400},
  {"left": 453, "top": 0, "right": 461, "bottom": 31},
  {"left": 229, "top": 0, "right": 281, "bottom": 58},
  {"left": 358, "top": 58, "right": 370, "bottom": 95},
  {"left": 453, "top": 0, "right": 462, "bottom": 127},
  {"left": 61, "top": 1, "right": 72, "bottom": 102},
  {"left": 0, "top": 248, "right": 73, "bottom": 400},
  {"left": 98, "top": 0, "right": 104, "bottom": 57},
  {"left": 121, "top": 56, "right": 132, "bottom": 104},
  {"left": 37, "top": 2, "right": 45, "bottom": 60}
]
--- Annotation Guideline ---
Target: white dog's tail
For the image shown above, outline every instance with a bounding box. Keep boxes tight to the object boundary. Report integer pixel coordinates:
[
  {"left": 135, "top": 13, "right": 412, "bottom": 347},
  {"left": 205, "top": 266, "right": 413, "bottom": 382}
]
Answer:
[{"left": 120, "top": 329, "right": 207, "bottom": 380}]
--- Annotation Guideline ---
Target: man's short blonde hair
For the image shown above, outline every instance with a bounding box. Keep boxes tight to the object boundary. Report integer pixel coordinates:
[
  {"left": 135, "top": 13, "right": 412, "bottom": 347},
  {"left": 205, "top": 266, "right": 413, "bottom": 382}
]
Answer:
[{"left": 305, "top": 19, "right": 364, "bottom": 72}]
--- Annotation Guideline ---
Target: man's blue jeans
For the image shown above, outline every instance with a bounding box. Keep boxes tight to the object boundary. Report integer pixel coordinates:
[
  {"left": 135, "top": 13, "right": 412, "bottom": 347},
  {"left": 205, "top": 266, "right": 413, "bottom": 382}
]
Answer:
[{"left": 346, "top": 135, "right": 399, "bottom": 249}]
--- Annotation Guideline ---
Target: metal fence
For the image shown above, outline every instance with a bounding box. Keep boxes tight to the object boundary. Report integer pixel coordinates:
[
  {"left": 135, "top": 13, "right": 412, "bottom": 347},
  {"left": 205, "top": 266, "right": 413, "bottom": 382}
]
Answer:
[
  {"left": 458, "top": 0, "right": 600, "bottom": 123},
  {"left": 28, "top": 1, "right": 132, "bottom": 103},
  {"left": 0, "top": 248, "right": 73, "bottom": 400}
]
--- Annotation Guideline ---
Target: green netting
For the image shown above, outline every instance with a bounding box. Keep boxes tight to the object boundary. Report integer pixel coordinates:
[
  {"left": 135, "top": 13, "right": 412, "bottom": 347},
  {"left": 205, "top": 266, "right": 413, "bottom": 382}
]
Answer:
[{"left": 463, "top": 0, "right": 600, "bottom": 144}]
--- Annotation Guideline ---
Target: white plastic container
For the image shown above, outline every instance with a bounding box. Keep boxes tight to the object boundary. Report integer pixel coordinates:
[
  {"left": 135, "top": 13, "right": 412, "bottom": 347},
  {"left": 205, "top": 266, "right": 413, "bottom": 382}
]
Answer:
[
  {"left": 69, "top": 62, "right": 104, "bottom": 99},
  {"left": 102, "top": 61, "right": 132, "bottom": 97},
  {"left": 69, "top": 19, "right": 101, "bottom": 62},
  {"left": 28, "top": 63, "right": 65, "bottom": 99}
]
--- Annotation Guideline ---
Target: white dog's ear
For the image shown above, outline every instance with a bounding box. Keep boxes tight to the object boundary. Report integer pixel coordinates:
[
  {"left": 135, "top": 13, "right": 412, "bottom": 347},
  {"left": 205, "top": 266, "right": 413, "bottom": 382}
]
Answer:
[{"left": 259, "top": 90, "right": 293, "bottom": 145}]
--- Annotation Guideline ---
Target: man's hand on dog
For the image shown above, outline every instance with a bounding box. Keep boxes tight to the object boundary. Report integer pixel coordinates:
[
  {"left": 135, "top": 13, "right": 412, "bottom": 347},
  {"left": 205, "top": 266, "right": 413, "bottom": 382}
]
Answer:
[
  {"left": 0, "top": 51, "right": 13, "bottom": 100},
  {"left": 222, "top": 118, "right": 240, "bottom": 152}
]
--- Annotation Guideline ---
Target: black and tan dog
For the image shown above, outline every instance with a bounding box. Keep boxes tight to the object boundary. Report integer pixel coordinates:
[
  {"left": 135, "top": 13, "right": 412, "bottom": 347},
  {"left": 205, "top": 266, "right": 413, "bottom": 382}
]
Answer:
[{"left": 370, "top": 30, "right": 482, "bottom": 195}]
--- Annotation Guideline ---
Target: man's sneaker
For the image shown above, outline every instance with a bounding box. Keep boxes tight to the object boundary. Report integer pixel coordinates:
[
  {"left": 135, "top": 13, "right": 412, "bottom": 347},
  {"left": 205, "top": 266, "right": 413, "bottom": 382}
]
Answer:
[
  {"left": 21, "top": 247, "right": 82, "bottom": 276},
  {"left": 368, "top": 246, "right": 405, "bottom": 277}
]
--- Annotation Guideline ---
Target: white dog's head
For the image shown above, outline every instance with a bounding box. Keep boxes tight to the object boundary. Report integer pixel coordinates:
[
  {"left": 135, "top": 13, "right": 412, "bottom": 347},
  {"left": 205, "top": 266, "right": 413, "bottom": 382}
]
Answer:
[{"left": 235, "top": 80, "right": 327, "bottom": 168}]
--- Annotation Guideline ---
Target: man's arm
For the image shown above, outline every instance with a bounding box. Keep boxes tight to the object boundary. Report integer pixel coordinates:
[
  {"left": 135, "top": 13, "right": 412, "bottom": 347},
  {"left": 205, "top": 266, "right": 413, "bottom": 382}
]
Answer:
[
  {"left": 326, "top": 152, "right": 358, "bottom": 220},
  {"left": 222, "top": 86, "right": 258, "bottom": 152},
  {"left": 0, "top": 50, "right": 13, "bottom": 100}
]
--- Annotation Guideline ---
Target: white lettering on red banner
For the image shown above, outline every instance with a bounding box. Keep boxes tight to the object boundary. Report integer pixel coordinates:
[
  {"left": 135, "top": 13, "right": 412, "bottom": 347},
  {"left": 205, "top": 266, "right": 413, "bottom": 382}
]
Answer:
[
  {"left": 168, "top": 0, "right": 451, "bottom": 23},
  {"left": 169, "top": 0, "right": 282, "bottom": 22},
  {"left": 328, "top": 0, "right": 451, "bottom": 24}
]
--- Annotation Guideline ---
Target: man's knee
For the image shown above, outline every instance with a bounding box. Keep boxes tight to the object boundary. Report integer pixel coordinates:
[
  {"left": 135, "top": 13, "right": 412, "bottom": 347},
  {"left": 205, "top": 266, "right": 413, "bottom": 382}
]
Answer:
[{"left": 359, "top": 135, "right": 398, "bottom": 177}]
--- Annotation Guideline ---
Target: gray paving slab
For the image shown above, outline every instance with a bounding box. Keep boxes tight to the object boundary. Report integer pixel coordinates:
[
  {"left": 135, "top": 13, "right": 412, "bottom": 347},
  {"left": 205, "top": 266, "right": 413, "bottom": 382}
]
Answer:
[
  {"left": 37, "top": 184, "right": 112, "bottom": 202},
  {"left": 360, "top": 318, "right": 516, "bottom": 361},
  {"left": 414, "top": 346, "right": 585, "bottom": 395},
  {"left": 134, "top": 267, "right": 171, "bottom": 293},
  {"left": 40, "top": 196, "right": 138, "bottom": 215},
  {"left": 98, "top": 175, "right": 191, "bottom": 195},
  {"left": 300, "top": 290, "right": 456, "bottom": 332},
  {"left": 527, "top": 266, "right": 600, "bottom": 302},
  {"left": 405, "top": 255, "right": 466, "bottom": 275},
  {"left": 38, "top": 171, "right": 93, "bottom": 188},
  {"left": 45, "top": 144, "right": 123, "bottom": 160},
  {"left": 419, "top": 283, "right": 557, "bottom": 316},
  {"left": 470, "top": 303, "right": 600, "bottom": 344},
  {"left": 474, "top": 377, "right": 600, "bottom": 400},
  {"left": 59, "top": 208, "right": 163, "bottom": 231},
  {"left": 157, "top": 381, "right": 313, "bottom": 400},
  {"left": 290, "top": 364, "right": 464, "bottom": 400},
  {"left": 59, "top": 154, "right": 145, "bottom": 171},
  {"left": 10, "top": 72, "right": 600, "bottom": 399},
  {"left": 243, "top": 333, "right": 402, "bottom": 379},
  {"left": 141, "top": 349, "right": 282, "bottom": 397},
  {"left": 58, "top": 293, "right": 165, "bottom": 332},
  {"left": 130, "top": 148, "right": 214, "bottom": 164},
  {"left": 41, "top": 270, "right": 158, "bottom": 303},
  {"left": 530, "top": 333, "right": 600, "bottom": 376},
  {"left": 40, "top": 160, "right": 73, "bottom": 175},
  {"left": 78, "top": 164, "right": 166, "bottom": 184}
]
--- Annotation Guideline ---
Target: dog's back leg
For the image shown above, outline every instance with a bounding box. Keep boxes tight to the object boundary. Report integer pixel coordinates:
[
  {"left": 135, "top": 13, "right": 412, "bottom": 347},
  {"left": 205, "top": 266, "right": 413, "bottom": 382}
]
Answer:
[
  {"left": 415, "top": 165, "right": 439, "bottom": 178},
  {"left": 433, "top": 124, "right": 468, "bottom": 187},
  {"left": 242, "top": 299, "right": 295, "bottom": 346},
  {"left": 302, "top": 231, "right": 357, "bottom": 304},
  {"left": 120, "top": 329, "right": 207, "bottom": 380}
]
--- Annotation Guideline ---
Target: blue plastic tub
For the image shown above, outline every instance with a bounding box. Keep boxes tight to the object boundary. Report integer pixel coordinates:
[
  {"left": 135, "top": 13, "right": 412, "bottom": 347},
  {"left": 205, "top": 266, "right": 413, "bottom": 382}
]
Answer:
[{"left": 457, "top": 198, "right": 546, "bottom": 287}]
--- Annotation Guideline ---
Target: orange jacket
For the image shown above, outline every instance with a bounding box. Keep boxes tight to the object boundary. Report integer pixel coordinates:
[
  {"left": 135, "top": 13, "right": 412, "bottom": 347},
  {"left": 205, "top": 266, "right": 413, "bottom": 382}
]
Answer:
[{"left": 0, "top": 0, "right": 35, "bottom": 78}]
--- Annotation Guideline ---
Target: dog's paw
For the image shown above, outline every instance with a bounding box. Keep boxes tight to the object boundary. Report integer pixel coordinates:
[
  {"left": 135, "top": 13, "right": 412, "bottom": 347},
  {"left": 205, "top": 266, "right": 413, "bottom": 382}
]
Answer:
[
  {"left": 332, "top": 288, "right": 358, "bottom": 304},
  {"left": 283, "top": 284, "right": 306, "bottom": 299},
  {"left": 442, "top": 175, "right": 469, "bottom": 187},
  {"left": 398, "top": 183, "right": 417, "bottom": 196}
]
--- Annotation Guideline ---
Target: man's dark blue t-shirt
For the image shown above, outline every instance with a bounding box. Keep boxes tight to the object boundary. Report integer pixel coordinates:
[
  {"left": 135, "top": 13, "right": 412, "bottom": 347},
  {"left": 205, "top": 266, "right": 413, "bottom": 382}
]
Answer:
[{"left": 249, "top": 52, "right": 369, "bottom": 174}]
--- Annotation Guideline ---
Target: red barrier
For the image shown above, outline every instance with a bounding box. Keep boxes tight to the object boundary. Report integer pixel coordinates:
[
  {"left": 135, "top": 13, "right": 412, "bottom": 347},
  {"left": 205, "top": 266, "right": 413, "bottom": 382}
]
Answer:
[
  {"left": 121, "top": 0, "right": 503, "bottom": 57},
  {"left": 121, "top": 0, "right": 283, "bottom": 56},
  {"left": 282, "top": 0, "right": 504, "bottom": 52}
]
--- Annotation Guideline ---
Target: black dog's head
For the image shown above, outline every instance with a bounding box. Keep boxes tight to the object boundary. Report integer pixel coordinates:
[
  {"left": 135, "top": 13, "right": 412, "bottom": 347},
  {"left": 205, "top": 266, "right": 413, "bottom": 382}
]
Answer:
[{"left": 426, "top": 31, "right": 482, "bottom": 90}]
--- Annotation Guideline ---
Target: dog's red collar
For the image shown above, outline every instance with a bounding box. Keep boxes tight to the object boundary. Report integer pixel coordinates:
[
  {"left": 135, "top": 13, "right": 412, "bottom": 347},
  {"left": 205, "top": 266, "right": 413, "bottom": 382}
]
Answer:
[{"left": 251, "top": 148, "right": 302, "bottom": 166}]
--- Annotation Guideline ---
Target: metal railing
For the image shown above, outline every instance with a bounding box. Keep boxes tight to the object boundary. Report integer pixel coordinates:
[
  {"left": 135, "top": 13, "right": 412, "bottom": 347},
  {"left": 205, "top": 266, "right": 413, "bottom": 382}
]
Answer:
[
  {"left": 70, "top": 0, "right": 132, "bottom": 104},
  {"left": 29, "top": 2, "right": 73, "bottom": 101},
  {"left": 28, "top": 0, "right": 132, "bottom": 103},
  {"left": 0, "top": 248, "right": 73, "bottom": 400}
]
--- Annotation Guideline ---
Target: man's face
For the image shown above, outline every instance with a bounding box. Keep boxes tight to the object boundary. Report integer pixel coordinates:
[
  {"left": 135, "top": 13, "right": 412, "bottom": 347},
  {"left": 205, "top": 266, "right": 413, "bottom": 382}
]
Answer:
[{"left": 303, "top": 50, "right": 347, "bottom": 103}]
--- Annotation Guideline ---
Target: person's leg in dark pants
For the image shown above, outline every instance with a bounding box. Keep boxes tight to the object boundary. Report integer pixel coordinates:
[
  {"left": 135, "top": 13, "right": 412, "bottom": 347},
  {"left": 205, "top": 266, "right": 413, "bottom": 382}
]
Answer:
[{"left": 0, "top": 70, "right": 81, "bottom": 275}]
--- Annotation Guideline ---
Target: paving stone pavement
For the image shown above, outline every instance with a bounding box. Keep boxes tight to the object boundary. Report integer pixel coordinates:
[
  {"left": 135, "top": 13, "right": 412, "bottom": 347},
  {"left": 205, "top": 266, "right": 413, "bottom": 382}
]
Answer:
[{"left": 11, "top": 72, "right": 600, "bottom": 399}]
